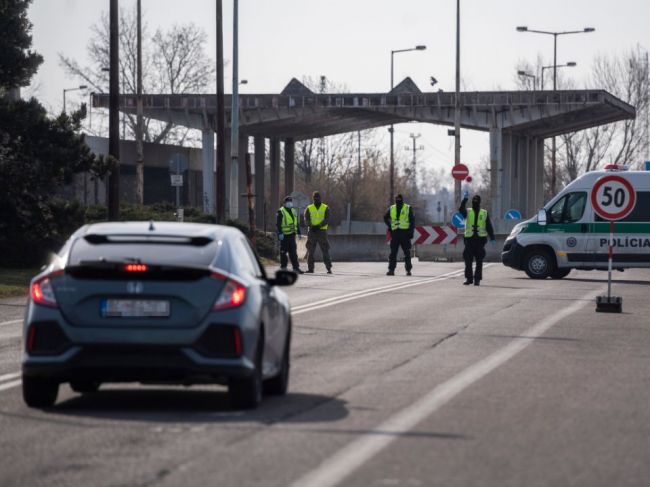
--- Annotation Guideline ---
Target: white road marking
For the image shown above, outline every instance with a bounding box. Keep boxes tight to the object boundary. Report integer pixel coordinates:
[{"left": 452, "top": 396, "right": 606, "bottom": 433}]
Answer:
[
  {"left": 293, "top": 267, "right": 482, "bottom": 315},
  {"left": 289, "top": 287, "right": 603, "bottom": 487},
  {"left": 0, "top": 372, "right": 20, "bottom": 383},
  {"left": 0, "top": 319, "right": 22, "bottom": 327},
  {"left": 0, "top": 379, "right": 21, "bottom": 392}
]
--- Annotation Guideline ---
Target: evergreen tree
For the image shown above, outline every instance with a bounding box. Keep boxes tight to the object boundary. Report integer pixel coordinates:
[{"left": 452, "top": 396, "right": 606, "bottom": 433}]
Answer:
[{"left": 0, "top": 0, "right": 43, "bottom": 90}]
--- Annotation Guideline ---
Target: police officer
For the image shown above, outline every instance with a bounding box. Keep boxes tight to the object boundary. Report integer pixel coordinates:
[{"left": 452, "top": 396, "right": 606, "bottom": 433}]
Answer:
[
  {"left": 276, "top": 195, "right": 304, "bottom": 274},
  {"left": 304, "top": 191, "right": 332, "bottom": 274},
  {"left": 384, "top": 193, "right": 415, "bottom": 276},
  {"left": 459, "top": 192, "right": 496, "bottom": 286}
]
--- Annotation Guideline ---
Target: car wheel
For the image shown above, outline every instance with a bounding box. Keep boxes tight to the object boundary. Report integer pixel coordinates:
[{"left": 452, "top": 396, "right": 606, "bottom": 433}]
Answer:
[
  {"left": 229, "top": 336, "right": 263, "bottom": 409},
  {"left": 264, "top": 321, "right": 291, "bottom": 396},
  {"left": 524, "top": 249, "right": 555, "bottom": 279},
  {"left": 551, "top": 268, "right": 571, "bottom": 279},
  {"left": 70, "top": 380, "right": 101, "bottom": 394},
  {"left": 22, "top": 376, "right": 59, "bottom": 408}
]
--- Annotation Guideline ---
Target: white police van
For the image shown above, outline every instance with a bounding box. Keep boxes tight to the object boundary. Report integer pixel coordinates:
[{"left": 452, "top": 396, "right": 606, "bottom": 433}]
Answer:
[{"left": 502, "top": 167, "right": 650, "bottom": 279}]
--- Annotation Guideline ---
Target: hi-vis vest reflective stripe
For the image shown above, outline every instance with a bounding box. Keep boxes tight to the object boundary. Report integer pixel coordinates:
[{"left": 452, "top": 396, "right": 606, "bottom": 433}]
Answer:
[
  {"left": 307, "top": 203, "right": 328, "bottom": 230},
  {"left": 465, "top": 208, "right": 488, "bottom": 237},
  {"left": 390, "top": 204, "right": 411, "bottom": 230},
  {"left": 280, "top": 207, "right": 298, "bottom": 235}
]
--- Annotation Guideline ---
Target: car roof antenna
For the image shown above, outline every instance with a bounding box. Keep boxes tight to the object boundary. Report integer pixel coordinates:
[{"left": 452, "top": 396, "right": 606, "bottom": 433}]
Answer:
[{"left": 148, "top": 220, "right": 155, "bottom": 231}]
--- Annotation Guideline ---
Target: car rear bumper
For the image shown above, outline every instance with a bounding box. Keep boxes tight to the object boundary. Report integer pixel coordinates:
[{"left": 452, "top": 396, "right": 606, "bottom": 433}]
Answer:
[{"left": 23, "top": 344, "right": 255, "bottom": 384}]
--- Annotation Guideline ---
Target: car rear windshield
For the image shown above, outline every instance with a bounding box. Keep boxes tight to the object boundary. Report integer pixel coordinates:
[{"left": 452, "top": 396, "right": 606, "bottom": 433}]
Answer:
[{"left": 68, "top": 235, "right": 221, "bottom": 268}]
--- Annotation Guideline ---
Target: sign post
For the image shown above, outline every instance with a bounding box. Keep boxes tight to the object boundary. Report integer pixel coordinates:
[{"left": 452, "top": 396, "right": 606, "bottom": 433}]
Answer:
[
  {"left": 169, "top": 153, "right": 188, "bottom": 214},
  {"left": 591, "top": 174, "right": 636, "bottom": 313}
]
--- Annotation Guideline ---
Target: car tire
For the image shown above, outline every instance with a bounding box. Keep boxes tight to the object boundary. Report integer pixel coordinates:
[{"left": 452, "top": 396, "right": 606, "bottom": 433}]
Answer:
[
  {"left": 524, "top": 249, "right": 555, "bottom": 279},
  {"left": 264, "top": 322, "right": 291, "bottom": 396},
  {"left": 551, "top": 268, "right": 571, "bottom": 279},
  {"left": 229, "top": 336, "right": 263, "bottom": 410},
  {"left": 22, "top": 376, "right": 59, "bottom": 408},
  {"left": 70, "top": 380, "right": 101, "bottom": 394}
]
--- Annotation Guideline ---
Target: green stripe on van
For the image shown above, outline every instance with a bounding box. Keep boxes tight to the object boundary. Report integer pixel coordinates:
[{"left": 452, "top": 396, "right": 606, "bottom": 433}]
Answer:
[{"left": 524, "top": 222, "right": 650, "bottom": 234}]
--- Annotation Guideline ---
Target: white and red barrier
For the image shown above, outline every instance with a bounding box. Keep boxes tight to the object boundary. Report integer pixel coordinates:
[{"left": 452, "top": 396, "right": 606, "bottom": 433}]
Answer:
[{"left": 386, "top": 225, "right": 460, "bottom": 245}]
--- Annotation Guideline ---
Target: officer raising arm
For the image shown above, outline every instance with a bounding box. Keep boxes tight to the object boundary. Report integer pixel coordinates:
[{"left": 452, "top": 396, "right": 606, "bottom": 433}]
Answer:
[
  {"left": 459, "top": 192, "right": 495, "bottom": 286},
  {"left": 384, "top": 193, "right": 415, "bottom": 276},
  {"left": 276, "top": 195, "right": 304, "bottom": 274}
]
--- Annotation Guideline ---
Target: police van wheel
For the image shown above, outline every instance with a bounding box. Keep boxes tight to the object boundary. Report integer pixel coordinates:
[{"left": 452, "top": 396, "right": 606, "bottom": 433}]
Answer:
[
  {"left": 524, "top": 249, "right": 554, "bottom": 279},
  {"left": 551, "top": 268, "right": 571, "bottom": 279}
]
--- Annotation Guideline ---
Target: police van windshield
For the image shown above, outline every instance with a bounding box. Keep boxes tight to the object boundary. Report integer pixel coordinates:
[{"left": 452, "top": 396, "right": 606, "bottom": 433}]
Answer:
[{"left": 549, "top": 192, "right": 587, "bottom": 224}]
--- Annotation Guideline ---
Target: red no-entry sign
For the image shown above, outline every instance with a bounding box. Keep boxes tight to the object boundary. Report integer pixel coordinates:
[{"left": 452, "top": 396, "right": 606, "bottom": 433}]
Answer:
[{"left": 451, "top": 164, "right": 469, "bottom": 181}]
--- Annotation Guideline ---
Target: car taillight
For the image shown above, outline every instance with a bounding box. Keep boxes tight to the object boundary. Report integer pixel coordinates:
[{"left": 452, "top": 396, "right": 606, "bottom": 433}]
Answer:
[
  {"left": 211, "top": 273, "right": 247, "bottom": 311},
  {"left": 30, "top": 270, "right": 63, "bottom": 308}
]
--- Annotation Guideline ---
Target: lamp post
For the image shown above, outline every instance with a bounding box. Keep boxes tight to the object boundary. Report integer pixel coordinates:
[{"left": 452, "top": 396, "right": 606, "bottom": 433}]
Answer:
[
  {"left": 517, "top": 70, "right": 537, "bottom": 90},
  {"left": 540, "top": 62, "right": 576, "bottom": 90},
  {"left": 516, "top": 26, "right": 594, "bottom": 195},
  {"left": 63, "top": 85, "right": 87, "bottom": 113},
  {"left": 389, "top": 44, "right": 426, "bottom": 204}
]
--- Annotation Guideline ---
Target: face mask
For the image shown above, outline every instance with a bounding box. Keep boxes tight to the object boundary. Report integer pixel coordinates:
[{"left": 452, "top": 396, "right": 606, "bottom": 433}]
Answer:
[
  {"left": 396, "top": 199, "right": 403, "bottom": 205},
  {"left": 284, "top": 202, "right": 293, "bottom": 209}
]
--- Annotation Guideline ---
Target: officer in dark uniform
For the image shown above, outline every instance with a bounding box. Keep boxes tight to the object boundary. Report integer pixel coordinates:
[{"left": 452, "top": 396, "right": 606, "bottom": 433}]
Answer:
[
  {"left": 384, "top": 193, "right": 415, "bottom": 276},
  {"left": 276, "top": 195, "right": 304, "bottom": 274},
  {"left": 459, "top": 192, "right": 496, "bottom": 286}
]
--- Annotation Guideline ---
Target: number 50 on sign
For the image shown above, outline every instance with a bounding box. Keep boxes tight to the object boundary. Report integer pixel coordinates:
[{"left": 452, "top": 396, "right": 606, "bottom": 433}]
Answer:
[{"left": 590, "top": 175, "right": 636, "bottom": 221}]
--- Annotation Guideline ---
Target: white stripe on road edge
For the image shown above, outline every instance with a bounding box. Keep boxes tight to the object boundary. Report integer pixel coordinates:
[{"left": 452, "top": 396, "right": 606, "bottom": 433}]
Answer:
[
  {"left": 293, "top": 267, "right": 488, "bottom": 316},
  {"left": 0, "top": 379, "right": 21, "bottom": 392},
  {"left": 290, "top": 287, "right": 603, "bottom": 487},
  {"left": 0, "top": 372, "right": 20, "bottom": 383},
  {"left": 0, "top": 319, "right": 22, "bottom": 327}
]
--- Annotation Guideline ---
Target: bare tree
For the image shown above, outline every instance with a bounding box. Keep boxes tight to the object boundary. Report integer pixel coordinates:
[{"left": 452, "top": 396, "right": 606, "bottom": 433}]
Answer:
[{"left": 59, "top": 5, "right": 215, "bottom": 145}]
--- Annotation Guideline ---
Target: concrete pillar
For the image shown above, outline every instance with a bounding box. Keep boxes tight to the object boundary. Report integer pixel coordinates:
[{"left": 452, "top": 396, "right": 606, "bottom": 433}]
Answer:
[
  {"left": 238, "top": 135, "right": 249, "bottom": 222},
  {"left": 489, "top": 127, "right": 503, "bottom": 224},
  {"left": 254, "top": 136, "right": 265, "bottom": 229},
  {"left": 270, "top": 138, "right": 280, "bottom": 216},
  {"left": 223, "top": 135, "right": 231, "bottom": 219},
  {"left": 201, "top": 129, "right": 215, "bottom": 214},
  {"left": 284, "top": 138, "right": 295, "bottom": 197}
]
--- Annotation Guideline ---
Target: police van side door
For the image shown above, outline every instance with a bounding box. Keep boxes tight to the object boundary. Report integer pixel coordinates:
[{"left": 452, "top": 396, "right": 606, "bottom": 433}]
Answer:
[{"left": 545, "top": 192, "right": 589, "bottom": 267}]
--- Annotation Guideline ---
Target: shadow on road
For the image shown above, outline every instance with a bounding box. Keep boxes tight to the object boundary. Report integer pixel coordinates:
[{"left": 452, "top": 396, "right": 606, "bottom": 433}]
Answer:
[
  {"left": 563, "top": 277, "right": 650, "bottom": 286},
  {"left": 47, "top": 388, "right": 349, "bottom": 425}
]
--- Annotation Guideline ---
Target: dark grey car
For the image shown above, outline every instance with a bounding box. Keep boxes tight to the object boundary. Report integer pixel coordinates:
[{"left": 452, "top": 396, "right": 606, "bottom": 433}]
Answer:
[{"left": 22, "top": 222, "right": 296, "bottom": 409}]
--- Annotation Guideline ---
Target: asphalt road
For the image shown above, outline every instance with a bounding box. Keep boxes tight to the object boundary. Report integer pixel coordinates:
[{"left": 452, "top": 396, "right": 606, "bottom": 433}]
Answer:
[{"left": 1, "top": 261, "right": 649, "bottom": 487}]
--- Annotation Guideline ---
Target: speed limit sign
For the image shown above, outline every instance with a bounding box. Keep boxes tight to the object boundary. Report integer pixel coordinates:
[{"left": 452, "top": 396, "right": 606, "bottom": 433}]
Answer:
[{"left": 590, "top": 175, "right": 636, "bottom": 221}]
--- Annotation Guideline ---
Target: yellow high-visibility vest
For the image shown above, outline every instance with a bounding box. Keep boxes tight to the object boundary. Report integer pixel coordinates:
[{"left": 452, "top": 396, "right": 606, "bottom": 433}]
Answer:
[
  {"left": 307, "top": 203, "right": 328, "bottom": 230},
  {"left": 280, "top": 207, "right": 298, "bottom": 235},
  {"left": 389, "top": 204, "right": 410, "bottom": 230},
  {"left": 465, "top": 208, "right": 488, "bottom": 237}
]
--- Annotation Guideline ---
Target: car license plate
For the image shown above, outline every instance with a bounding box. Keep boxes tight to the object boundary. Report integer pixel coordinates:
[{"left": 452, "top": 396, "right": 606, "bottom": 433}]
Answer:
[{"left": 101, "top": 299, "right": 170, "bottom": 318}]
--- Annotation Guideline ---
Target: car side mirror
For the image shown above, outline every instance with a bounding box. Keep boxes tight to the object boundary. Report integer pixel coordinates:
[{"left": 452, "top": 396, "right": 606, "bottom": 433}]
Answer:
[
  {"left": 269, "top": 269, "right": 298, "bottom": 287},
  {"left": 537, "top": 208, "right": 547, "bottom": 226}
]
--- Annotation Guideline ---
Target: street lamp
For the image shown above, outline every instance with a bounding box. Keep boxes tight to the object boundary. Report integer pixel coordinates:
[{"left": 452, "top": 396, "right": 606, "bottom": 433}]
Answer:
[
  {"left": 389, "top": 44, "right": 426, "bottom": 204},
  {"left": 63, "top": 85, "right": 88, "bottom": 113},
  {"left": 517, "top": 70, "right": 537, "bottom": 90},
  {"left": 540, "top": 62, "right": 576, "bottom": 90},
  {"left": 516, "top": 25, "right": 595, "bottom": 195}
]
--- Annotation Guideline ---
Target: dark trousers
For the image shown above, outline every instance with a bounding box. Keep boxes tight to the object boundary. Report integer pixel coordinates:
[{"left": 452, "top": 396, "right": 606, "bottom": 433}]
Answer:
[
  {"left": 306, "top": 230, "right": 332, "bottom": 271},
  {"left": 280, "top": 234, "right": 300, "bottom": 270},
  {"left": 463, "top": 236, "right": 487, "bottom": 281},
  {"left": 388, "top": 231, "right": 412, "bottom": 271}
]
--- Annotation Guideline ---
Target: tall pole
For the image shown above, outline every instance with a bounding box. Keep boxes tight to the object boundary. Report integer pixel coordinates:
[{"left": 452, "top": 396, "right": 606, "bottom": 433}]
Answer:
[
  {"left": 551, "top": 33, "right": 558, "bottom": 197},
  {"left": 108, "top": 0, "right": 120, "bottom": 221},
  {"left": 135, "top": 0, "right": 144, "bottom": 205},
  {"left": 215, "top": 0, "right": 226, "bottom": 222},
  {"left": 389, "top": 52, "right": 394, "bottom": 204},
  {"left": 229, "top": 0, "right": 239, "bottom": 220},
  {"left": 454, "top": 0, "right": 462, "bottom": 205}
]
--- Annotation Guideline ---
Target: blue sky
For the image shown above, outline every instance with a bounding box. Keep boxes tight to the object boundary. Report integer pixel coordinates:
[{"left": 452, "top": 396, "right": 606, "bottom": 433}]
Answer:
[{"left": 27, "top": 0, "right": 650, "bottom": 182}]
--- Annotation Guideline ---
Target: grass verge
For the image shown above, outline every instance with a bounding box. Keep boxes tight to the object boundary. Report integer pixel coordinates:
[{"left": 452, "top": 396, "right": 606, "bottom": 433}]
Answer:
[{"left": 0, "top": 268, "right": 39, "bottom": 298}]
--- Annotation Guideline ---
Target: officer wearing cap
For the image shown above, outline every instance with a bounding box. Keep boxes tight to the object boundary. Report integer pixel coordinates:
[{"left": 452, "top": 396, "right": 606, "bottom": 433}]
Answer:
[
  {"left": 384, "top": 193, "right": 415, "bottom": 276},
  {"left": 459, "top": 192, "right": 496, "bottom": 286},
  {"left": 304, "top": 191, "right": 332, "bottom": 274},
  {"left": 276, "top": 195, "right": 304, "bottom": 274}
]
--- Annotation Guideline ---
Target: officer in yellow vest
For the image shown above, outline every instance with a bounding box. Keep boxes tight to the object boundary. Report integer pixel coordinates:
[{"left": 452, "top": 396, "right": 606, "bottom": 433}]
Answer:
[
  {"left": 276, "top": 196, "right": 304, "bottom": 274},
  {"left": 304, "top": 191, "right": 332, "bottom": 274},
  {"left": 459, "top": 192, "right": 496, "bottom": 286},
  {"left": 383, "top": 193, "right": 415, "bottom": 276}
]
